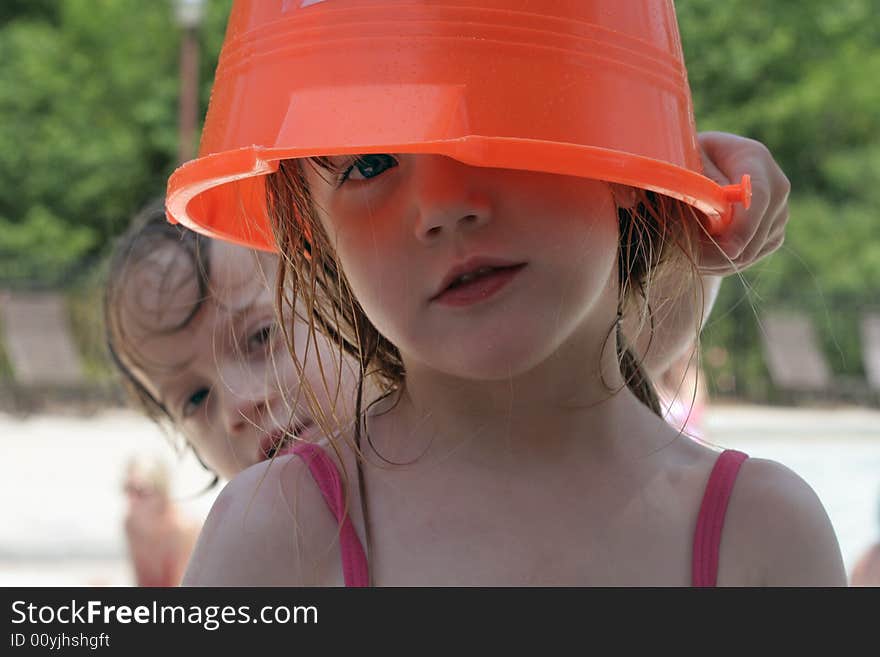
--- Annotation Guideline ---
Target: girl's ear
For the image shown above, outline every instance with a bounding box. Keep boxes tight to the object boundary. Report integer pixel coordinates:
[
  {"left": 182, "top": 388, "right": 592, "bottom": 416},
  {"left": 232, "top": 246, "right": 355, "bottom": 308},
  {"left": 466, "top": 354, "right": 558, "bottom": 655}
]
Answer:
[{"left": 610, "top": 183, "right": 638, "bottom": 209}]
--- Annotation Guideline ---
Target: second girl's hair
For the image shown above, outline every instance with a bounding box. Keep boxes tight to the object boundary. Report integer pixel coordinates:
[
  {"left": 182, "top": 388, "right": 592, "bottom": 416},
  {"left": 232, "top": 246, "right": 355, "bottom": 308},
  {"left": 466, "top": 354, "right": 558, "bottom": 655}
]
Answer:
[{"left": 103, "top": 198, "right": 220, "bottom": 488}]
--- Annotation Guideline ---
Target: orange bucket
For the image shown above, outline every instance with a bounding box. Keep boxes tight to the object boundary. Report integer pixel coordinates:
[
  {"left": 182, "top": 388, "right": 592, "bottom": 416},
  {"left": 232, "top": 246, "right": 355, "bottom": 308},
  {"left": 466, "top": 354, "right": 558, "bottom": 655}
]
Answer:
[{"left": 167, "top": 0, "right": 750, "bottom": 251}]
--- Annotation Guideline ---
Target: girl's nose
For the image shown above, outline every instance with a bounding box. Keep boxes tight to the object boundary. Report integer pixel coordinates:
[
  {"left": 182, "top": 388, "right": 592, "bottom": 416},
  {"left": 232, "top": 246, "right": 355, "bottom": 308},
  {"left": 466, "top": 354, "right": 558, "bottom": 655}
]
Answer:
[
  {"left": 217, "top": 361, "right": 272, "bottom": 436},
  {"left": 221, "top": 391, "right": 268, "bottom": 436},
  {"left": 409, "top": 156, "right": 492, "bottom": 244}
]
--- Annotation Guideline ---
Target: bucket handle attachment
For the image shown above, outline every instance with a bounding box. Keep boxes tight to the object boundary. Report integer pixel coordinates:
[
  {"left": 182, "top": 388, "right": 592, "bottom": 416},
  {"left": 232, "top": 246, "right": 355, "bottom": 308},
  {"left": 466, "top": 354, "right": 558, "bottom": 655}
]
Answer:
[{"left": 721, "top": 174, "right": 752, "bottom": 210}]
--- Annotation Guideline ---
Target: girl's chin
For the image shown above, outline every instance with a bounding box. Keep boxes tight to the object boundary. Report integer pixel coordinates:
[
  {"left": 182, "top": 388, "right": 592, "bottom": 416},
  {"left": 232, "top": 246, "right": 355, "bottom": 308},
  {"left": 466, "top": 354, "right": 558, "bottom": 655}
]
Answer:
[{"left": 428, "top": 347, "right": 555, "bottom": 382}]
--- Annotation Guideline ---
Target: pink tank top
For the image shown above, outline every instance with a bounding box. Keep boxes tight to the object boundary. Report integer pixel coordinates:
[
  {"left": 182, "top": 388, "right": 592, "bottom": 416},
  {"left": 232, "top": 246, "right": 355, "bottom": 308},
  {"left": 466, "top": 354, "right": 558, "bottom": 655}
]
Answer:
[
  {"left": 295, "top": 444, "right": 748, "bottom": 587},
  {"left": 292, "top": 443, "right": 370, "bottom": 586},
  {"left": 692, "top": 449, "right": 749, "bottom": 586}
]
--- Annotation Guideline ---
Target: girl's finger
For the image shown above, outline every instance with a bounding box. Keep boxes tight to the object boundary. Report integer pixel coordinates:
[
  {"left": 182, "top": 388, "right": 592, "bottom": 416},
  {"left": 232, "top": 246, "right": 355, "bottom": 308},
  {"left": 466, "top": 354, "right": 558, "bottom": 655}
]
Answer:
[
  {"left": 753, "top": 230, "right": 786, "bottom": 263},
  {"left": 695, "top": 201, "right": 751, "bottom": 269},
  {"left": 699, "top": 144, "right": 732, "bottom": 187},
  {"left": 695, "top": 230, "right": 740, "bottom": 276},
  {"left": 719, "top": 173, "right": 772, "bottom": 260}
]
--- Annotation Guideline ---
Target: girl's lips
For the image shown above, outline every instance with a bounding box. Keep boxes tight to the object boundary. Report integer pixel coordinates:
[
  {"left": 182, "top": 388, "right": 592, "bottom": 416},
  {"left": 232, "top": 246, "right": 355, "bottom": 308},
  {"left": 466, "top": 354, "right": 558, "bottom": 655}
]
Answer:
[
  {"left": 431, "top": 263, "right": 527, "bottom": 307},
  {"left": 431, "top": 256, "right": 526, "bottom": 300}
]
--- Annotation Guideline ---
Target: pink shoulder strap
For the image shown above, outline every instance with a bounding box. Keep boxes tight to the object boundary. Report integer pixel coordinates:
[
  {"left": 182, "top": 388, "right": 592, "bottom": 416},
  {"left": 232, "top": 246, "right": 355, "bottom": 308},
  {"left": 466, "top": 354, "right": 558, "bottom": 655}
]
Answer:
[
  {"left": 292, "top": 443, "right": 370, "bottom": 587},
  {"left": 692, "top": 449, "right": 749, "bottom": 587}
]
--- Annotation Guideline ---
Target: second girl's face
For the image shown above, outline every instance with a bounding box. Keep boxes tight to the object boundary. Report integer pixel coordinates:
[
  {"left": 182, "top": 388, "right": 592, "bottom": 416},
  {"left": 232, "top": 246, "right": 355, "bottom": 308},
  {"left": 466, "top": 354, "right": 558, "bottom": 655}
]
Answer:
[
  {"left": 304, "top": 154, "right": 621, "bottom": 381},
  {"left": 120, "top": 239, "right": 357, "bottom": 481}
]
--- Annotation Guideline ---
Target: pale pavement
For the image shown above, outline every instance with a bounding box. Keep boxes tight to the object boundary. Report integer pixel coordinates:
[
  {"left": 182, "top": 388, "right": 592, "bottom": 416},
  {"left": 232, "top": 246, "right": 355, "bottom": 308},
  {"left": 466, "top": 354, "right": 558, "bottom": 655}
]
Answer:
[{"left": 1, "top": 404, "right": 878, "bottom": 586}]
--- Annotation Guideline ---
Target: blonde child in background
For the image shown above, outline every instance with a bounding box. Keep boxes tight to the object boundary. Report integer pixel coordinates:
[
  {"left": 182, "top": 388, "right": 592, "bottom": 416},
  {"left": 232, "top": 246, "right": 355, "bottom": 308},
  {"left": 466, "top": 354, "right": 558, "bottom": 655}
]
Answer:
[{"left": 122, "top": 455, "right": 200, "bottom": 587}]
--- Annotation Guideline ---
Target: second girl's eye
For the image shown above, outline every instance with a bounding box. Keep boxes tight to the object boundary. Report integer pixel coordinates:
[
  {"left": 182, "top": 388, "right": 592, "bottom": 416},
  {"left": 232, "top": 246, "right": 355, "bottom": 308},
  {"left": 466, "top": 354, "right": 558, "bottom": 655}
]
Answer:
[
  {"left": 183, "top": 388, "right": 210, "bottom": 418},
  {"left": 246, "top": 324, "right": 275, "bottom": 353},
  {"left": 341, "top": 154, "right": 398, "bottom": 184}
]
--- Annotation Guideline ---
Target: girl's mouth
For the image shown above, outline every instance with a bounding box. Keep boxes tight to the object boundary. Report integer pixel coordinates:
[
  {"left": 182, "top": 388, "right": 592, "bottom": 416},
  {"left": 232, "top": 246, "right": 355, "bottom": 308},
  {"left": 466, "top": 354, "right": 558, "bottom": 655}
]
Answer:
[{"left": 431, "top": 263, "right": 527, "bottom": 307}]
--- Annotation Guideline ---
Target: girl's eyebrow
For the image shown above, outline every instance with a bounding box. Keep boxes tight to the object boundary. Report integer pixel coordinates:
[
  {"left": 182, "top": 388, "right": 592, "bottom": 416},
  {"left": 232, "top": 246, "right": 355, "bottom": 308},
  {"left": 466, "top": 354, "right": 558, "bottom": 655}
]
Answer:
[
  {"left": 216, "top": 295, "right": 278, "bottom": 357},
  {"left": 212, "top": 265, "right": 269, "bottom": 314},
  {"left": 228, "top": 296, "right": 273, "bottom": 332}
]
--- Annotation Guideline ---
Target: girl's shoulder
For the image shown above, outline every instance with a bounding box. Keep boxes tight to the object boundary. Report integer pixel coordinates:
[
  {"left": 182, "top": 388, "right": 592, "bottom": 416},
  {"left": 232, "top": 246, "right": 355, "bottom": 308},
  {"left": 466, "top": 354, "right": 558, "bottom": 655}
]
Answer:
[
  {"left": 182, "top": 442, "right": 361, "bottom": 586},
  {"left": 715, "top": 455, "right": 846, "bottom": 586}
]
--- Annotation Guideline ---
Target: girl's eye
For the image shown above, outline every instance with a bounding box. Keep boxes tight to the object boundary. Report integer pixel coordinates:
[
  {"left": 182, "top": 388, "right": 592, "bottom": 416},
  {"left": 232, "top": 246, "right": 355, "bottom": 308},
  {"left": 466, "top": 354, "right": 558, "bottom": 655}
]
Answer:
[
  {"left": 183, "top": 388, "right": 210, "bottom": 418},
  {"left": 246, "top": 324, "right": 275, "bottom": 353},
  {"left": 341, "top": 154, "right": 398, "bottom": 184}
]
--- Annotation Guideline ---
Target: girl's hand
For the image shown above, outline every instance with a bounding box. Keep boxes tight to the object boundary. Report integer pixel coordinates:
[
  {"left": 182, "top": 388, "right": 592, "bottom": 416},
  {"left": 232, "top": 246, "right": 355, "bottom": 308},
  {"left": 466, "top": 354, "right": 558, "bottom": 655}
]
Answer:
[
  {"left": 697, "top": 131, "right": 790, "bottom": 275},
  {"left": 634, "top": 133, "right": 790, "bottom": 376}
]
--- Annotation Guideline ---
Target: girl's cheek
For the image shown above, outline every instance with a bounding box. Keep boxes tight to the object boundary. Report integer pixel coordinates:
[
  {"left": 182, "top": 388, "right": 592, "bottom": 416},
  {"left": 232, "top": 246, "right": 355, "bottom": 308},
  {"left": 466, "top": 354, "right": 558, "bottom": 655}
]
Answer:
[{"left": 185, "top": 413, "right": 224, "bottom": 457}]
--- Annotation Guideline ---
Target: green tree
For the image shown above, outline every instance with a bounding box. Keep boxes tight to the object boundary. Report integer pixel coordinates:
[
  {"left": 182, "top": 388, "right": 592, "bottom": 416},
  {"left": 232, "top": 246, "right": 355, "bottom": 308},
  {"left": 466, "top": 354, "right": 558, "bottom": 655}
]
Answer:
[{"left": 0, "top": 0, "right": 232, "bottom": 286}]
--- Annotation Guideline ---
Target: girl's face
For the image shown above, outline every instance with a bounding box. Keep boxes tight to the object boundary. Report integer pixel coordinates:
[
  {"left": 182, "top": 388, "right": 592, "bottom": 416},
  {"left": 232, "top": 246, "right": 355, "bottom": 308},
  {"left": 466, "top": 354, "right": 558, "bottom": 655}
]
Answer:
[
  {"left": 303, "top": 154, "right": 620, "bottom": 380},
  {"left": 118, "top": 239, "right": 357, "bottom": 480}
]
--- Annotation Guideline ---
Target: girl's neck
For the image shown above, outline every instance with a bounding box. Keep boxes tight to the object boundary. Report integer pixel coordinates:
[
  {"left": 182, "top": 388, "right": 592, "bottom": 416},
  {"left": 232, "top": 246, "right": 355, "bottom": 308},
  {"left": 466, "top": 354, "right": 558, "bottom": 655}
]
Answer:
[{"left": 365, "top": 324, "right": 661, "bottom": 468}]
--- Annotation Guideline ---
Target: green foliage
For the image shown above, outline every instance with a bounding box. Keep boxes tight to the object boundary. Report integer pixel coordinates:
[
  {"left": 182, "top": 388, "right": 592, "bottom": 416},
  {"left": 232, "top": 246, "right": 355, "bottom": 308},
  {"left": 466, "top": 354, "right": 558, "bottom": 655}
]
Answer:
[
  {"left": 0, "top": 0, "right": 232, "bottom": 287},
  {"left": 680, "top": 0, "right": 880, "bottom": 198},
  {"left": 0, "top": 207, "right": 97, "bottom": 283},
  {"left": 66, "top": 267, "right": 114, "bottom": 382},
  {"left": 0, "top": 312, "right": 13, "bottom": 381},
  {"left": 0, "top": 0, "right": 58, "bottom": 24}
]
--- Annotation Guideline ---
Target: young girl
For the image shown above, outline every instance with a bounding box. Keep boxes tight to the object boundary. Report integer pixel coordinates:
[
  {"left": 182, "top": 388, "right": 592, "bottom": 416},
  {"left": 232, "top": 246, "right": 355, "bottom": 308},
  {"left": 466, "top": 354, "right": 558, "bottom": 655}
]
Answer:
[
  {"left": 104, "top": 200, "right": 361, "bottom": 482},
  {"left": 122, "top": 455, "right": 200, "bottom": 587},
  {"left": 175, "top": 2, "right": 843, "bottom": 586}
]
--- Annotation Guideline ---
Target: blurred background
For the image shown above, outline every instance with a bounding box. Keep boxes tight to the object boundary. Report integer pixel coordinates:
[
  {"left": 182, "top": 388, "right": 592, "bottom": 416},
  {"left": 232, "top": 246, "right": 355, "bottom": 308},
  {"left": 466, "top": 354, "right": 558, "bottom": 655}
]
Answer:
[{"left": 0, "top": 0, "right": 877, "bottom": 585}]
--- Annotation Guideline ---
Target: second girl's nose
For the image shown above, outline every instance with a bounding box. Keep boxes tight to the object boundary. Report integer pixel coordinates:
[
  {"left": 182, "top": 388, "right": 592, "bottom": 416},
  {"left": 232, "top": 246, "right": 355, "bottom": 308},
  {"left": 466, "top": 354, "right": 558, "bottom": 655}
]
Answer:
[
  {"left": 216, "top": 362, "right": 273, "bottom": 436},
  {"left": 409, "top": 155, "right": 492, "bottom": 244},
  {"left": 220, "top": 386, "right": 270, "bottom": 437}
]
